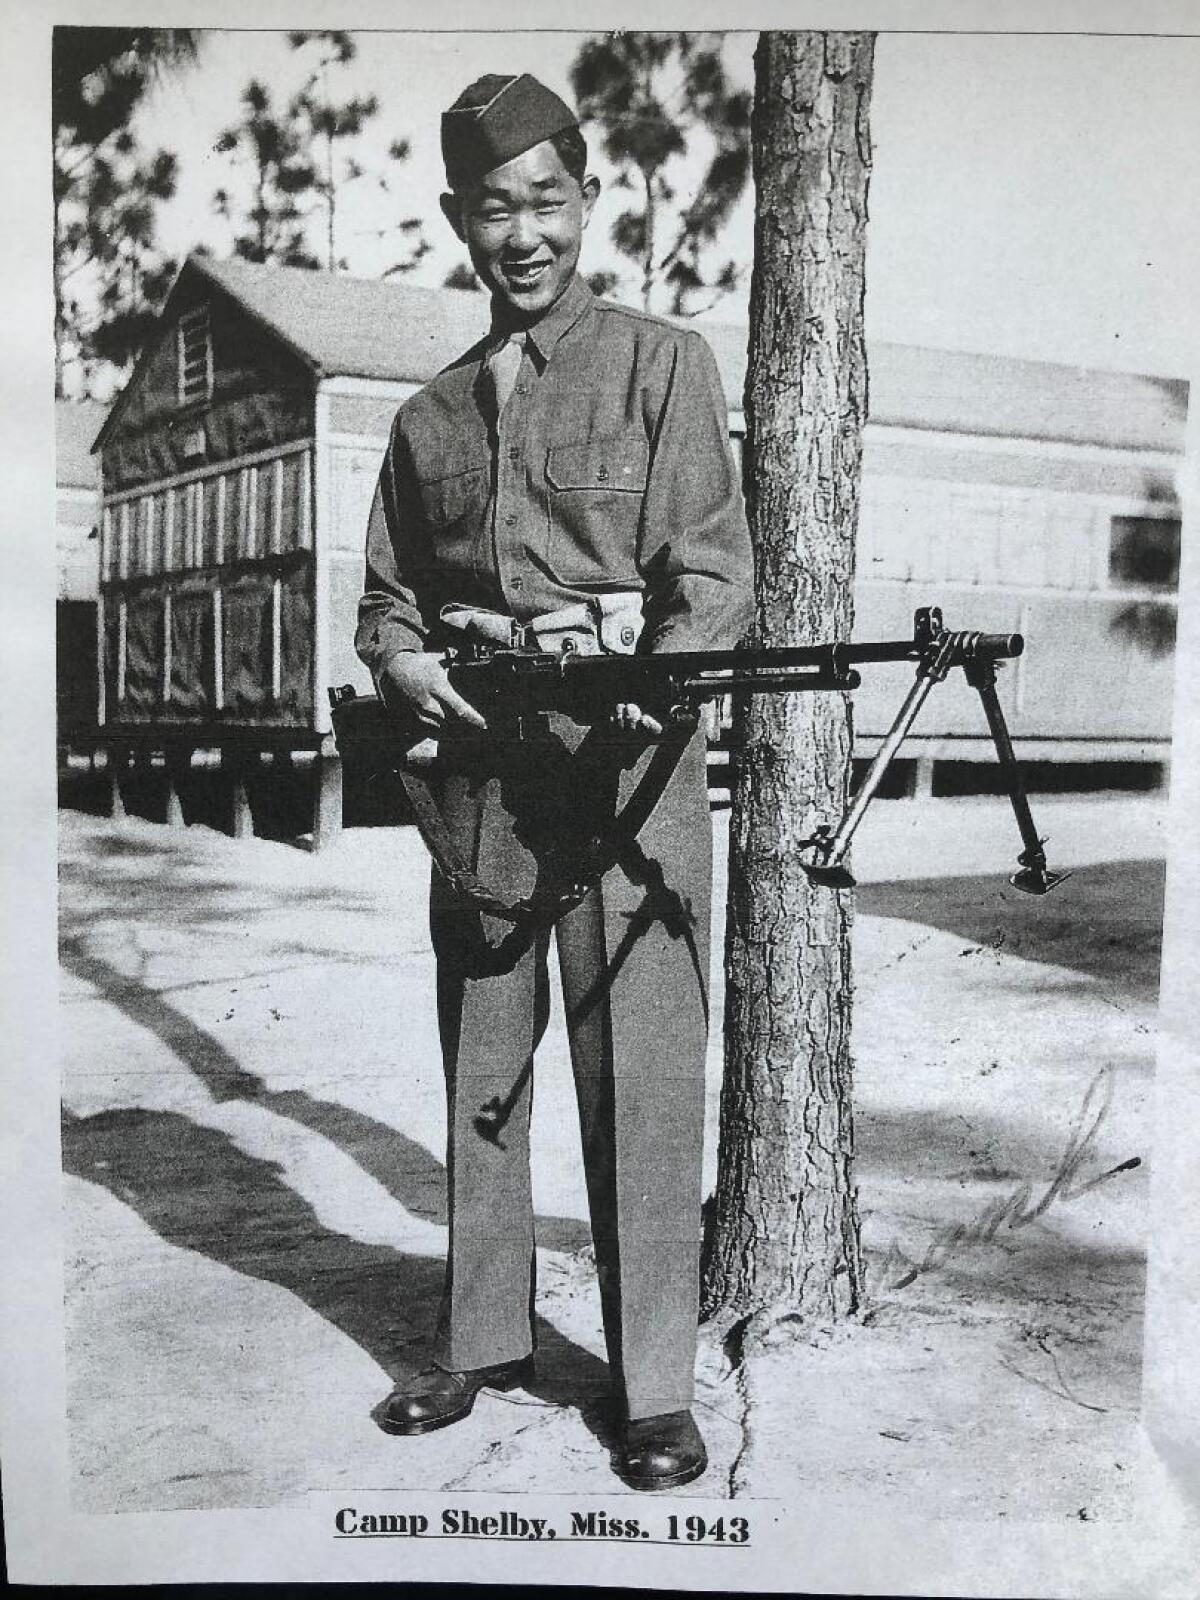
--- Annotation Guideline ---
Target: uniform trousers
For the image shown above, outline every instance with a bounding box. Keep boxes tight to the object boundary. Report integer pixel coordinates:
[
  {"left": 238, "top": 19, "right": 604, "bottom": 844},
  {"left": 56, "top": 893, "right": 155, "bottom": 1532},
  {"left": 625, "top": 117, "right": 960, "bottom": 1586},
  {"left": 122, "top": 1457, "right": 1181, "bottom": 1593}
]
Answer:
[{"left": 426, "top": 716, "right": 712, "bottom": 1421}]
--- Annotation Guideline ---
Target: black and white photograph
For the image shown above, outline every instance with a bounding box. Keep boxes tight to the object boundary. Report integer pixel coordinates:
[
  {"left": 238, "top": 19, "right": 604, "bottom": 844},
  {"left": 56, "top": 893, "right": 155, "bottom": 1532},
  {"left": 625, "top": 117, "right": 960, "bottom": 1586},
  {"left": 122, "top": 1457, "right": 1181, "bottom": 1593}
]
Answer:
[{"left": 3, "top": 0, "right": 1200, "bottom": 1590}]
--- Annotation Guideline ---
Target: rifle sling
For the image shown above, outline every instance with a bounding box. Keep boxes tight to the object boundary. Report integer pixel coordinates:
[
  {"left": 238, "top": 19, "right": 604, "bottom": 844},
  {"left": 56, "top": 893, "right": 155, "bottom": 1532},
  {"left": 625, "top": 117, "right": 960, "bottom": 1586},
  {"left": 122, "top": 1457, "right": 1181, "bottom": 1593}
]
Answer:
[
  {"left": 394, "top": 720, "right": 696, "bottom": 925},
  {"left": 394, "top": 764, "right": 519, "bottom": 918}
]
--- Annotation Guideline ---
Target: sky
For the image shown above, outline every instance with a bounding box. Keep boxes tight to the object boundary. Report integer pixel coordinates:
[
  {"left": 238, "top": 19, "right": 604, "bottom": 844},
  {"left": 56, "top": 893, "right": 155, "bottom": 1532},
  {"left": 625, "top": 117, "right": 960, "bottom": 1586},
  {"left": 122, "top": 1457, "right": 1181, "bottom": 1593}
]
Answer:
[{"left": 128, "top": 28, "right": 1200, "bottom": 378}]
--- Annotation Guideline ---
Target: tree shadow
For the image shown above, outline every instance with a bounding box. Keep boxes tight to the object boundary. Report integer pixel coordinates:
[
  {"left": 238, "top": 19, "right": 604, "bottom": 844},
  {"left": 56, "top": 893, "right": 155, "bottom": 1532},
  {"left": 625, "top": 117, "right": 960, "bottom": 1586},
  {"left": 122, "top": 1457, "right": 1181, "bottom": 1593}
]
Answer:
[
  {"left": 59, "top": 936, "right": 593, "bottom": 1256},
  {"left": 858, "top": 858, "right": 1165, "bottom": 1002},
  {"left": 61, "top": 1105, "right": 615, "bottom": 1450},
  {"left": 1105, "top": 453, "right": 1183, "bottom": 660},
  {"left": 59, "top": 817, "right": 627, "bottom": 1467},
  {"left": 856, "top": 1058, "right": 1151, "bottom": 1191},
  {"left": 58, "top": 833, "right": 387, "bottom": 927},
  {"left": 863, "top": 1216, "right": 1146, "bottom": 1345},
  {"left": 854, "top": 1047, "right": 1150, "bottom": 1331}
]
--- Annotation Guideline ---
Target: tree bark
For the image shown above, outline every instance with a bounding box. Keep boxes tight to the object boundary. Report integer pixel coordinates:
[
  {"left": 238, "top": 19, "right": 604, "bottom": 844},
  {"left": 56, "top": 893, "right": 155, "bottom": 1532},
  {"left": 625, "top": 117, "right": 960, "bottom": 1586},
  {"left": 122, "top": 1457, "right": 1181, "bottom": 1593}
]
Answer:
[
  {"left": 325, "top": 127, "right": 336, "bottom": 272},
  {"left": 53, "top": 181, "right": 66, "bottom": 398},
  {"left": 640, "top": 165, "right": 656, "bottom": 311},
  {"left": 703, "top": 31, "right": 874, "bottom": 1324}
]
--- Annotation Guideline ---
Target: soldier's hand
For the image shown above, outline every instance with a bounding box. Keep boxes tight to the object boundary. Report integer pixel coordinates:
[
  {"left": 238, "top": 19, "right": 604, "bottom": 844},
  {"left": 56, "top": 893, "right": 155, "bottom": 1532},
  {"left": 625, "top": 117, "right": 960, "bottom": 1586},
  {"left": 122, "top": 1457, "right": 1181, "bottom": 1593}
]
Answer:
[
  {"left": 612, "top": 702, "right": 664, "bottom": 736},
  {"left": 378, "top": 653, "right": 488, "bottom": 731}
]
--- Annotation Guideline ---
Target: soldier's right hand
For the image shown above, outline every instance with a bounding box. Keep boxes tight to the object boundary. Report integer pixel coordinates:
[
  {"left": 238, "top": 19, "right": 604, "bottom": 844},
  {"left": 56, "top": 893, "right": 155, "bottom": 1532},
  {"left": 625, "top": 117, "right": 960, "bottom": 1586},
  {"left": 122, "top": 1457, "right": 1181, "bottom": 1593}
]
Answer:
[{"left": 378, "top": 653, "right": 488, "bottom": 731}]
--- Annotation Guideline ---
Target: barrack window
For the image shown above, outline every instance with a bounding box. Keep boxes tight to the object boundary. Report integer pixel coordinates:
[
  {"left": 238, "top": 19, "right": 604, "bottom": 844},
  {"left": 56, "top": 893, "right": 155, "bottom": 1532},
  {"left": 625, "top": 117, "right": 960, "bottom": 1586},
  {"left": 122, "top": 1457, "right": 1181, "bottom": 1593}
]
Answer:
[{"left": 103, "top": 448, "right": 311, "bottom": 578}]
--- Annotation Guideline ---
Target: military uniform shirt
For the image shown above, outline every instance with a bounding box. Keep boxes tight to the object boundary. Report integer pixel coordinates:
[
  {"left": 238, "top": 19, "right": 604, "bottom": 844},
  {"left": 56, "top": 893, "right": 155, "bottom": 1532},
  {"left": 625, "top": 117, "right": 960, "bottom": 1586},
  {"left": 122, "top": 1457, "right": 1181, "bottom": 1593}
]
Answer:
[{"left": 356, "top": 275, "right": 754, "bottom": 675}]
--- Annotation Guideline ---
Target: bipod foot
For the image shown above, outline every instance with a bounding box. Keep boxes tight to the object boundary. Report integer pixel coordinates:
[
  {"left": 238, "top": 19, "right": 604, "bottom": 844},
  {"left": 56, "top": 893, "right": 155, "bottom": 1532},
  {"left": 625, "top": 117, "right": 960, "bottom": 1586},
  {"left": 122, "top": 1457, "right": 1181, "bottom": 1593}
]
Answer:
[
  {"left": 801, "top": 860, "right": 857, "bottom": 890},
  {"left": 1009, "top": 864, "right": 1070, "bottom": 896},
  {"left": 797, "top": 823, "right": 856, "bottom": 890},
  {"left": 1009, "top": 842, "right": 1069, "bottom": 895}
]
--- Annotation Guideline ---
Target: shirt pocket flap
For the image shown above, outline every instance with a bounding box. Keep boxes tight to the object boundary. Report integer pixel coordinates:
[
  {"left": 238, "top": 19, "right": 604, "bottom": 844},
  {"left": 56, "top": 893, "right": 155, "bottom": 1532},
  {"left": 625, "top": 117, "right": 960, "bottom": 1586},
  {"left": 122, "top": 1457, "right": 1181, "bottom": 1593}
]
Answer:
[
  {"left": 545, "top": 434, "right": 650, "bottom": 493},
  {"left": 416, "top": 464, "right": 488, "bottom": 526}
]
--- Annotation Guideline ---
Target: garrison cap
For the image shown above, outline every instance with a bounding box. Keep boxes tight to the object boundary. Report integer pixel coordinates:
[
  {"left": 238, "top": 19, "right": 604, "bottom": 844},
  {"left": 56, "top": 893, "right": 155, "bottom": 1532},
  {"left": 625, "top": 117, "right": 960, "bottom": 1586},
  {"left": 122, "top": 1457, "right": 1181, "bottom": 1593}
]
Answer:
[{"left": 441, "top": 73, "right": 579, "bottom": 193}]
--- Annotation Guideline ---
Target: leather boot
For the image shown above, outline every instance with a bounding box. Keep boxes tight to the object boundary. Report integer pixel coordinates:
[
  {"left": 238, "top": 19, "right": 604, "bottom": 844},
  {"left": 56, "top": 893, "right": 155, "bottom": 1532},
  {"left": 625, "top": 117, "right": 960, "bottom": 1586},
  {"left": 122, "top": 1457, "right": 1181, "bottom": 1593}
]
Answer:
[
  {"left": 616, "top": 1410, "right": 708, "bottom": 1490},
  {"left": 379, "top": 1357, "right": 535, "bottom": 1436}
]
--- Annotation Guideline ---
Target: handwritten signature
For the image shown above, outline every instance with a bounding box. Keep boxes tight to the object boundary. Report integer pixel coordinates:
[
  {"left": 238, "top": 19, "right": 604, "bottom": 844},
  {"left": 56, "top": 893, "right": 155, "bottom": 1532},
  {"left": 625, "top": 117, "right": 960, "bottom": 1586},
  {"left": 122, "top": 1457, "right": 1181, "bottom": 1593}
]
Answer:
[{"left": 880, "top": 1066, "right": 1141, "bottom": 1292}]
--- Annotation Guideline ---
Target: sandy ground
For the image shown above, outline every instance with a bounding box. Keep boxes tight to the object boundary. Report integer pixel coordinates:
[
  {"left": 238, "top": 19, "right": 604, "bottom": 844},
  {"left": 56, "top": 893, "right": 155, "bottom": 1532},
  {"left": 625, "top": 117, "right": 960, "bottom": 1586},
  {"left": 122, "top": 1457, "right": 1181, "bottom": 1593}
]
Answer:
[{"left": 58, "top": 791, "right": 1162, "bottom": 1518}]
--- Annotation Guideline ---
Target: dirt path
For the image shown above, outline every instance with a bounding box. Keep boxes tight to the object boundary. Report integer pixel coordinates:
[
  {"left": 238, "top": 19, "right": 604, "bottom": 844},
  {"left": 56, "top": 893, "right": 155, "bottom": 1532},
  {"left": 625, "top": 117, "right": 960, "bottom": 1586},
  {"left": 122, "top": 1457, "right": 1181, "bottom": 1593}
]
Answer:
[{"left": 58, "top": 795, "right": 1161, "bottom": 1517}]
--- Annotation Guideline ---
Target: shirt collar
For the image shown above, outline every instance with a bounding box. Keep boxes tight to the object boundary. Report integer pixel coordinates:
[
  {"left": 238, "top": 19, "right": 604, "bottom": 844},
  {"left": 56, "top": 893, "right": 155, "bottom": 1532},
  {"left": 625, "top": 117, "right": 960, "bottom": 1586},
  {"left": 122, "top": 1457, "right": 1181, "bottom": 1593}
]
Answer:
[{"left": 487, "top": 273, "right": 594, "bottom": 366}]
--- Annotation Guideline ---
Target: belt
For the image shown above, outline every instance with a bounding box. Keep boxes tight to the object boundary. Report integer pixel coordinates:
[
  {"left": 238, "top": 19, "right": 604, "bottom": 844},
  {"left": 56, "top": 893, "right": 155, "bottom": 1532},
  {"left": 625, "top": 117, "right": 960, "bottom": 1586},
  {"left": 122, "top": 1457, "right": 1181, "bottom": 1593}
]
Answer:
[{"left": 439, "top": 590, "right": 644, "bottom": 657}]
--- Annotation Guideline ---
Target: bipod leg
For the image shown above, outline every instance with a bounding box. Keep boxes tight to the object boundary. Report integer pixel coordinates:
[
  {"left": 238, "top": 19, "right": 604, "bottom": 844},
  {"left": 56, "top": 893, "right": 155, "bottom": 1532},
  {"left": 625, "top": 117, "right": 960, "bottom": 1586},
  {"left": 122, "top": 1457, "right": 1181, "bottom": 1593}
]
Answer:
[
  {"left": 800, "top": 660, "right": 944, "bottom": 889},
  {"left": 963, "top": 658, "right": 1067, "bottom": 895}
]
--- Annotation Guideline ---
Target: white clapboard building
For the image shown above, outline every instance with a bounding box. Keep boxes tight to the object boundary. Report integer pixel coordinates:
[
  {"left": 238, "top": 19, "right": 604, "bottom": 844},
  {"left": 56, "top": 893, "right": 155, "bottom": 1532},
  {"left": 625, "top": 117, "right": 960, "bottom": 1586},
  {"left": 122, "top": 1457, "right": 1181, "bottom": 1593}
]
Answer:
[{"left": 84, "top": 255, "right": 1185, "bottom": 840}]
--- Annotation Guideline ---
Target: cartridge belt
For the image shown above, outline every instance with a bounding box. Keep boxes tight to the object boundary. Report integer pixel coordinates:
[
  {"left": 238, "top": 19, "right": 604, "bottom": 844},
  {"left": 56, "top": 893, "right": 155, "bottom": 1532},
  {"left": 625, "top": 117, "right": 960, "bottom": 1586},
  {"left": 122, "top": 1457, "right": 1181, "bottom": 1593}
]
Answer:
[{"left": 438, "top": 590, "right": 644, "bottom": 657}]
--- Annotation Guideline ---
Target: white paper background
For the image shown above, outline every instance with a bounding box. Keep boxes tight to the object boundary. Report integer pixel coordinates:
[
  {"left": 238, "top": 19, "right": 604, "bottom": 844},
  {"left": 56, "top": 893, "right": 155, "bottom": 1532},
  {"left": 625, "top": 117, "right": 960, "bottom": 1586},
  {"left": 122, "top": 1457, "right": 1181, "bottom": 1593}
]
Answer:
[{"left": 3, "top": 0, "right": 1199, "bottom": 1590}]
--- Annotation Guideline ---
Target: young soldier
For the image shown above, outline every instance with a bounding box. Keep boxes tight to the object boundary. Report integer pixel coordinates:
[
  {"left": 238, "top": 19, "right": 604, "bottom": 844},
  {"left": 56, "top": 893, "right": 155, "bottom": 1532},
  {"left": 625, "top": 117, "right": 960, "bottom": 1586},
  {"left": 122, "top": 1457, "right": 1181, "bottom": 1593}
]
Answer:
[{"left": 356, "top": 73, "right": 754, "bottom": 1490}]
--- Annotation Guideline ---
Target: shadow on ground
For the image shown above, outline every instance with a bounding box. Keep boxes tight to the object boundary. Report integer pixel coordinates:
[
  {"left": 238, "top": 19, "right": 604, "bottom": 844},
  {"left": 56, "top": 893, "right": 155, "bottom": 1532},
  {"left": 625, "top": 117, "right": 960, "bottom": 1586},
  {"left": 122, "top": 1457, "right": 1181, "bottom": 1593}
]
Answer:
[
  {"left": 61, "top": 1104, "right": 616, "bottom": 1448},
  {"left": 59, "top": 814, "right": 1158, "bottom": 1508},
  {"left": 858, "top": 858, "right": 1164, "bottom": 1001},
  {"left": 58, "top": 831, "right": 390, "bottom": 958},
  {"left": 59, "top": 820, "right": 611, "bottom": 1448},
  {"left": 59, "top": 937, "right": 590, "bottom": 1255},
  {"left": 856, "top": 1066, "right": 1151, "bottom": 1191}
]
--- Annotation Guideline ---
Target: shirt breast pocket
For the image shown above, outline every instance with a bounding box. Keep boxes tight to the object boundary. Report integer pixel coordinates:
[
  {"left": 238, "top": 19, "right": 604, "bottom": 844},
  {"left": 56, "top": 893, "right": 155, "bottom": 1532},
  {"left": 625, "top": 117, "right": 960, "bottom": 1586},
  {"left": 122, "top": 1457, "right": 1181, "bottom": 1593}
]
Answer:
[
  {"left": 543, "top": 432, "right": 649, "bottom": 585},
  {"left": 416, "top": 464, "right": 489, "bottom": 576}
]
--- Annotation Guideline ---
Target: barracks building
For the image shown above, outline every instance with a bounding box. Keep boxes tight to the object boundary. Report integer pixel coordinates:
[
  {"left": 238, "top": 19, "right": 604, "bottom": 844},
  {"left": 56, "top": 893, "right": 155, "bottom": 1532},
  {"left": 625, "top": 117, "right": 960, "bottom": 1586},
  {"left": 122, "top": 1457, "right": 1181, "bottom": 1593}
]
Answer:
[{"left": 58, "top": 255, "right": 1186, "bottom": 843}]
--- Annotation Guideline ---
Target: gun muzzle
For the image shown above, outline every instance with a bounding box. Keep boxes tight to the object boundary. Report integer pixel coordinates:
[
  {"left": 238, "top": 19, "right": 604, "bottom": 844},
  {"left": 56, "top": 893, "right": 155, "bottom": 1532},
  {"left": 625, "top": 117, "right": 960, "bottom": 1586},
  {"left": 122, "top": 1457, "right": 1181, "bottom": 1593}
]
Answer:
[{"left": 968, "top": 631, "right": 1024, "bottom": 660}]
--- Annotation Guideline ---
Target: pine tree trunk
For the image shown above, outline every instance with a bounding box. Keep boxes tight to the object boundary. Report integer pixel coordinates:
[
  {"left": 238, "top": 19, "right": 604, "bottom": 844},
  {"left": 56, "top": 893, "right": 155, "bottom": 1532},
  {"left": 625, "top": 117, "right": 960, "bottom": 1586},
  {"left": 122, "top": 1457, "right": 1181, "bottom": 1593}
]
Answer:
[
  {"left": 53, "top": 187, "right": 66, "bottom": 399},
  {"left": 325, "top": 130, "right": 336, "bottom": 272},
  {"left": 641, "top": 166, "right": 656, "bottom": 311},
  {"left": 703, "top": 31, "right": 874, "bottom": 1324},
  {"left": 256, "top": 163, "right": 269, "bottom": 260}
]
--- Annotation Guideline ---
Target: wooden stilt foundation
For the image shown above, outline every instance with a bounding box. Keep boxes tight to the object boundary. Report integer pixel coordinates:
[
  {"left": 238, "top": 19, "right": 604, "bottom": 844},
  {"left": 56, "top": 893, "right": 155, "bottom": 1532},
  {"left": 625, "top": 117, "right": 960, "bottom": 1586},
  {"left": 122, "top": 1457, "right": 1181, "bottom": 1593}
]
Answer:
[
  {"left": 165, "top": 747, "right": 191, "bottom": 830},
  {"left": 223, "top": 747, "right": 256, "bottom": 841},
  {"left": 108, "top": 745, "right": 127, "bottom": 820},
  {"left": 313, "top": 748, "right": 343, "bottom": 853}
]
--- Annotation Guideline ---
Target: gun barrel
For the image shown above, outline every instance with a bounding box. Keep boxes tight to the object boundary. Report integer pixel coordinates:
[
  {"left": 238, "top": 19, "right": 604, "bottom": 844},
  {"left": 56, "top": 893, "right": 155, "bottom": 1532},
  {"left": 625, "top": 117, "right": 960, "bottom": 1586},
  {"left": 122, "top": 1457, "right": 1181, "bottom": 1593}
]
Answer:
[
  {"left": 842, "top": 640, "right": 921, "bottom": 665},
  {"left": 556, "top": 643, "right": 846, "bottom": 676},
  {"left": 841, "top": 631, "right": 1023, "bottom": 667},
  {"left": 681, "top": 667, "right": 862, "bottom": 696}
]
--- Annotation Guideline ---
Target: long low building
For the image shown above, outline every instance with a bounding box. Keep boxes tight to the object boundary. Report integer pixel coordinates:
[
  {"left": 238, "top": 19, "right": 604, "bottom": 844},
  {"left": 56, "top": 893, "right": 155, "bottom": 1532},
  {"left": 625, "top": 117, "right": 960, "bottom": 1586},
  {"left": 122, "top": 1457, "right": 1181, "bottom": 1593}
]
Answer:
[{"left": 79, "top": 254, "right": 1185, "bottom": 838}]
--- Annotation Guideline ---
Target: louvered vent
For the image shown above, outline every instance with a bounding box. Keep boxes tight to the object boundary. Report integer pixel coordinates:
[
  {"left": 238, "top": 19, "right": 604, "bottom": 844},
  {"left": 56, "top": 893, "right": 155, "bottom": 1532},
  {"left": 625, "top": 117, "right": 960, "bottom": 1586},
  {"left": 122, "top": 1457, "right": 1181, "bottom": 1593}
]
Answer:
[{"left": 176, "top": 306, "right": 212, "bottom": 408}]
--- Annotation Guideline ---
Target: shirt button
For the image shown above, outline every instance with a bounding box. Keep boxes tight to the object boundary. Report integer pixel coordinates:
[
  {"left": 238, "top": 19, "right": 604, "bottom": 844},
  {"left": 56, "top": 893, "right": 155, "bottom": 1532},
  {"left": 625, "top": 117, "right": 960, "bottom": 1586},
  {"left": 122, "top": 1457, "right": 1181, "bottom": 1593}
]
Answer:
[
  {"left": 508, "top": 447, "right": 520, "bottom": 461},
  {"left": 504, "top": 513, "right": 517, "bottom": 527},
  {"left": 512, "top": 577, "right": 524, "bottom": 591}
]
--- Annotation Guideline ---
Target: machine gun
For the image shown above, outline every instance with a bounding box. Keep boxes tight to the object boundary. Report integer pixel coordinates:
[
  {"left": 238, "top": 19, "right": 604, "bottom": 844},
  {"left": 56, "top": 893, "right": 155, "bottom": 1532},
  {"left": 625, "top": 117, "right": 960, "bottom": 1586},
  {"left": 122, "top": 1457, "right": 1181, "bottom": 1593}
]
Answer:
[{"left": 329, "top": 606, "right": 1065, "bottom": 900}]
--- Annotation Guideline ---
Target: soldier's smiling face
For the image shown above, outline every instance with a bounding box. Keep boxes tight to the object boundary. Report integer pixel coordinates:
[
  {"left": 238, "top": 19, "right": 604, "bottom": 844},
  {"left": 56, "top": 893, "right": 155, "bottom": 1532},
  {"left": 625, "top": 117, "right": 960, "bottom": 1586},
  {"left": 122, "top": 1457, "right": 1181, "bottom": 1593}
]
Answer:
[{"left": 442, "top": 140, "right": 599, "bottom": 321}]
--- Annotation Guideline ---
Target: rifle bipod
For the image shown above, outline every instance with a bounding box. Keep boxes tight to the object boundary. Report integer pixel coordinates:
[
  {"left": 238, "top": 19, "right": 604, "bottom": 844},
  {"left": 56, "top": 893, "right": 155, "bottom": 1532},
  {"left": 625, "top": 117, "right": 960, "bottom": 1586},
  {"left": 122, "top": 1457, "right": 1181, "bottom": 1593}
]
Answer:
[{"left": 799, "top": 607, "right": 1067, "bottom": 896}]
